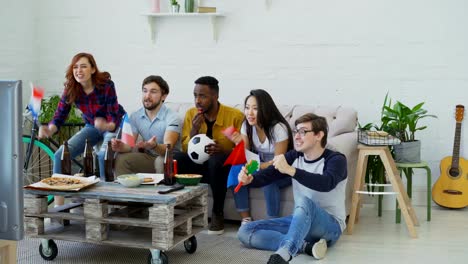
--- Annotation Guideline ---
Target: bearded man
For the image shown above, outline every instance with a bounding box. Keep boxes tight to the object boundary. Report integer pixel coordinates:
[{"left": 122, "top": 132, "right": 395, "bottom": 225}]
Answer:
[{"left": 112, "top": 75, "right": 181, "bottom": 175}]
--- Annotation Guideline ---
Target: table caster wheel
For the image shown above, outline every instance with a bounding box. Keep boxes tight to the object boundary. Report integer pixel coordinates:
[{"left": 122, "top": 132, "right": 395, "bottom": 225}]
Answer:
[
  {"left": 184, "top": 236, "right": 197, "bottom": 254},
  {"left": 147, "top": 251, "right": 168, "bottom": 264},
  {"left": 39, "top": 239, "right": 58, "bottom": 260}
]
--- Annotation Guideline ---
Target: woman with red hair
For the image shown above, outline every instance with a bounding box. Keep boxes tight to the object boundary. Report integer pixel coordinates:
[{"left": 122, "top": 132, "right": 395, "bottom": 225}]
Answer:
[{"left": 39, "top": 52, "right": 125, "bottom": 186}]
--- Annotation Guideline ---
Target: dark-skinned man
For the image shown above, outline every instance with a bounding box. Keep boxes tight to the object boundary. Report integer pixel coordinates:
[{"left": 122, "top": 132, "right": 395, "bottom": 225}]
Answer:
[{"left": 174, "top": 76, "right": 243, "bottom": 235}]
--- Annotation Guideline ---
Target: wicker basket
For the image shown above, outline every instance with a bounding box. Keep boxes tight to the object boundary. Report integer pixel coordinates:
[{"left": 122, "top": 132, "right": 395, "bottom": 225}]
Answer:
[{"left": 357, "top": 129, "right": 401, "bottom": 146}]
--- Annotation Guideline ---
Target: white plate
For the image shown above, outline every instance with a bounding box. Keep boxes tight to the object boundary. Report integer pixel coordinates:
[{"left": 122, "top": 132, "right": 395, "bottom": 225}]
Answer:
[{"left": 136, "top": 173, "right": 164, "bottom": 185}]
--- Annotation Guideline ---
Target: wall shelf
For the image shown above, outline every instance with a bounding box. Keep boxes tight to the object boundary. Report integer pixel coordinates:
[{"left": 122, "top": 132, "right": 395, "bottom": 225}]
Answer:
[{"left": 142, "top": 13, "right": 225, "bottom": 43}]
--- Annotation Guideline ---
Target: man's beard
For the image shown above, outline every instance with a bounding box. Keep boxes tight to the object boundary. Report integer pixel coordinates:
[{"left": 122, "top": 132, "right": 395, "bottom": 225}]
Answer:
[{"left": 144, "top": 100, "right": 161, "bottom": 111}]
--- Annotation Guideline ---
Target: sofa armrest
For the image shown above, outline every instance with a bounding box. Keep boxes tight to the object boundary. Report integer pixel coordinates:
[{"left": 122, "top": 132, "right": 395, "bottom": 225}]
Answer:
[{"left": 328, "top": 131, "right": 358, "bottom": 215}]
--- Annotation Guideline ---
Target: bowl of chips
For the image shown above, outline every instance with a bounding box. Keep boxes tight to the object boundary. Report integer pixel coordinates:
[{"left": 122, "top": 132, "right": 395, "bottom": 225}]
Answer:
[
  {"left": 117, "top": 174, "right": 143, "bottom": 187},
  {"left": 175, "top": 174, "right": 202, "bottom": 186}
]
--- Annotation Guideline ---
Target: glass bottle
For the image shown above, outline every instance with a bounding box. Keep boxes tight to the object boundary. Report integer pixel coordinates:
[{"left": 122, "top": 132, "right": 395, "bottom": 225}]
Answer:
[
  {"left": 163, "top": 144, "right": 174, "bottom": 185},
  {"left": 185, "top": 0, "right": 194, "bottom": 13},
  {"left": 61, "top": 140, "right": 72, "bottom": 175},
  {"left": 104, "top": 141, "right": 114, "bottom": 182},
  {"left": 83, "top": 139, "right": 94, "bottom": 177}
]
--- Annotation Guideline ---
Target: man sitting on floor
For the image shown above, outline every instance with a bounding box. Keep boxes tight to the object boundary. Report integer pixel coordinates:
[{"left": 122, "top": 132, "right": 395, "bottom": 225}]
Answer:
[{"left": 237, "top": 113, "right": 347, "bottom": 263}]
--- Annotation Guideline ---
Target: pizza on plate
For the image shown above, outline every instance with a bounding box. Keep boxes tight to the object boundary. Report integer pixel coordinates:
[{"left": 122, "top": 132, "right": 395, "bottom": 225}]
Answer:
[{"left": 40, "top": 177, "right": 87, "bottom": 190}]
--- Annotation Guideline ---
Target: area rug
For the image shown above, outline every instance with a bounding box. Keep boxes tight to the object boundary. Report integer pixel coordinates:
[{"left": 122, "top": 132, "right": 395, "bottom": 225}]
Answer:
[{"left": 17, "top": 234, "right": 270, "bottom": 264}]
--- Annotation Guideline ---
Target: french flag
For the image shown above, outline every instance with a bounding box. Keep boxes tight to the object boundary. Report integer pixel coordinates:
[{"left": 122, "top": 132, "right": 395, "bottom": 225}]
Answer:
[
  {"left": 29, "top": 83, "right": 45, "bottom": 119},
  {"left": 121, "top": 114, "right": 135, "bottom": 147}
]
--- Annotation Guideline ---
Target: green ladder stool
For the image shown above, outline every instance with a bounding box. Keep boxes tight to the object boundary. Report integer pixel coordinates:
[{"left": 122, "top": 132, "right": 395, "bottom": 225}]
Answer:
[{"left": 395, "top": 161, "right": 432, "bottom": 223}]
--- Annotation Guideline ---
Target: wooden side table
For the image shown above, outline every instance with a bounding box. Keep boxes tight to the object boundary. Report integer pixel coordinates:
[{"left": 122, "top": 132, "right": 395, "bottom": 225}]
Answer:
[{"left": 347, "top": 144, "right": 419, "bottom": 238}]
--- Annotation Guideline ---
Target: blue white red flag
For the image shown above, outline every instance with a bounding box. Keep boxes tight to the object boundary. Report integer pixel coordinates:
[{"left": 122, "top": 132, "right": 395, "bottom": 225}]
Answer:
[
  {"left": 224, "top": 141, "right": 260, "bottom": 188},
  {"left": 29, "top": 83, "right": 44, "bottom": 119},
  {"left": 121, "top": 113, "right": 135, "bottom": 147}
]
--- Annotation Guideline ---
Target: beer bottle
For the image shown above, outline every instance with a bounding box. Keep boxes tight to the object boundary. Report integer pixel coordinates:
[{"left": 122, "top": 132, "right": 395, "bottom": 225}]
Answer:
[
  {"left": 163, "top": 144, "right": 174, "bottom": 185},
  {"left": 104, "top": 141, "right": 114, "bottom": 182},
  {"left": 61, "top": 140, "right": 72, "bottom": 175},
  {"left": 83, "top": 139, "right": 94, "bottom": 177}
]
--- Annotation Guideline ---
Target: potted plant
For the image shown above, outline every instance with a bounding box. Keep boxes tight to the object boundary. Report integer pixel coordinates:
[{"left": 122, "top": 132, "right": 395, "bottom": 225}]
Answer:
[
  {"left": 39, "top": 95, "right": 84, "bottom": 144},
  {"left": 170, "top": 0, "right": 180, "bottom": 13},
  {"left": 381, "top": 96, "right": 437, "bottom": 163}
]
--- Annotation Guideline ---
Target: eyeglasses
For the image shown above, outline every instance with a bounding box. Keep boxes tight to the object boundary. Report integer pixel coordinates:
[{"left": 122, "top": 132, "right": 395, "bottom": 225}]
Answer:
[{"left": 292, "top": 129, "right": 313, "bottom": 137}]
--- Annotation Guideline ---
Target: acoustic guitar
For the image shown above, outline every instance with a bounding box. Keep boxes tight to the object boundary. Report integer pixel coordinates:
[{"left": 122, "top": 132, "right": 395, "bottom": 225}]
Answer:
[{"left": 432, "top": 105, "right": 468, "bottom": 208}]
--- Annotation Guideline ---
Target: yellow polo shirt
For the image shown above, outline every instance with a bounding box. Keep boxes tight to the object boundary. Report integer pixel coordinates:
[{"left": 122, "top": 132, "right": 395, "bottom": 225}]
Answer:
[{"left": 182, "top": 103, "right": 244, "bottom": 152}]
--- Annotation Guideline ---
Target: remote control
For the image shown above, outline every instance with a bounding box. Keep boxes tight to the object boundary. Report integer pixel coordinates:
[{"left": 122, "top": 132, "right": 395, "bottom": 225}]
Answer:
[{"left": 157, "top": 184, "right": 185, "bottom": 194}]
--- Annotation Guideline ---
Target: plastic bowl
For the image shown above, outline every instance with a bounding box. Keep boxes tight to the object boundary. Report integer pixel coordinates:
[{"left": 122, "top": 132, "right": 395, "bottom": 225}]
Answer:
[
  {"left": 117, "top": 174, "right": 143, "bottom": 187},
  {"left": 175, "top": 174, "right": 202, "bottom": 186}
]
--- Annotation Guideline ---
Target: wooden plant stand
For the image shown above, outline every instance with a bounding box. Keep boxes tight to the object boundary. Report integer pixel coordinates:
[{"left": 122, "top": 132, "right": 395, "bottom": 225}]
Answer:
[{"left": 347, "top": 145, "right": 419, "bottom": 238}]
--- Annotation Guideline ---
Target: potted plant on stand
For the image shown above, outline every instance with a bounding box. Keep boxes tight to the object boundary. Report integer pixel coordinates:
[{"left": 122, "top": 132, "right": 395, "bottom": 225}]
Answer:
[
  {"left": 170, "top": 0, "right": 180, "bottom": 13},
  {"left": 359, "top": 93, "right": 436, "bottom": 214},
  {"left": 381, "top": 99, "right": 437, "bottom": 163}
]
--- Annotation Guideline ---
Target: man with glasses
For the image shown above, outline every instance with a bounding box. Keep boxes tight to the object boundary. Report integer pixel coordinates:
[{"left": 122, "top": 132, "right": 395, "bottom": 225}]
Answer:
[
  {"left": 237, "top": 113, "right": 347, "bottom": 263},
  {"left": 112, "top": 75, "right": 181, "bottom": 176}
]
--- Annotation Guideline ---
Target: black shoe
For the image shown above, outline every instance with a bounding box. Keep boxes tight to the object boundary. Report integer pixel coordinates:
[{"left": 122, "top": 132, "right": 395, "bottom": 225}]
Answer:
[
  {"left": 267, "top": 254, "right": 289, "bottom": 264},
  {"left": 208, "top": 213, "right": 224, "bottom": 235}
]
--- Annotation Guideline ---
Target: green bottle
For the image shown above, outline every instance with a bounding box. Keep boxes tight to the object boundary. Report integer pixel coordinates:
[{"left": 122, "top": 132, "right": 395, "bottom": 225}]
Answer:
[{"left": 185, "top": 0, "right": 194, "bottom": 13}]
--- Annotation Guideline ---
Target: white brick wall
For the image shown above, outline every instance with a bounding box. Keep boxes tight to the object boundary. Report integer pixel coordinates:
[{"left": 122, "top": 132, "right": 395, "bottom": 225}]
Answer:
[{"left": 1, "top": 0, "right": 467, "bottom": 191}]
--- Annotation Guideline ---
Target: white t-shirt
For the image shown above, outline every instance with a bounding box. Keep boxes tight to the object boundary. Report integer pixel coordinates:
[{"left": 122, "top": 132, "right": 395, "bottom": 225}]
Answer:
[{"left": 241, "top": 122, "right": 289, "bottom": 162}]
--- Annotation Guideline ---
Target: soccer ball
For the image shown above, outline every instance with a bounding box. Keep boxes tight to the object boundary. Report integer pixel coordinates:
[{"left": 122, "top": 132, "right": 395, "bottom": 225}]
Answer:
[{"left": 188, "top": 134, "right": 215, "bottom": 164}]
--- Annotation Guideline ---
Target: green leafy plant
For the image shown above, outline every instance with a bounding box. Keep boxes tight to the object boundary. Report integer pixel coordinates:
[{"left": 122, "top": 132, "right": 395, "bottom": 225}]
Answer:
[
  {"left": 39, "top": 95, "right": 83, "bottom": 124},
  {"left": 170, "top": 0, "right": 179, "bottom": 5},
  {"left": 381, "top": 98, "right": 437, "bottom": 142},
  {"left": 359, "top": 92, "right": 437, "bottom": 189}
]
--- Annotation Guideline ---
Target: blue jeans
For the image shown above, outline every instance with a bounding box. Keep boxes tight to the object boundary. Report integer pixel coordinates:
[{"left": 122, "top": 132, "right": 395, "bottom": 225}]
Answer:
[
  {"left": 237, "top": 196, "right": 342, "bottom": 257},
  {"left": 232, "top": 177, "right": 292, "bottom": 218},
  {"left": 53, "top": 124, "right": 117, "bottom": 180}
]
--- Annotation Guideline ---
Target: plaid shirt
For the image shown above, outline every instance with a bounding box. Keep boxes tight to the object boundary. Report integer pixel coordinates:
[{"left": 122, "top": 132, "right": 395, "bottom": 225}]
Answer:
[{"left": 51, "top": 80, "right": 124, "bottom": 131}]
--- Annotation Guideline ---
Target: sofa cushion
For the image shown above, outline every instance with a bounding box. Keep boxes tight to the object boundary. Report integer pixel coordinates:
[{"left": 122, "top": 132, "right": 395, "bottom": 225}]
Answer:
[
  {"left": 165, "top": 102, "right": 193, "bottom": 121},
  {"left": 289, "top": 105, "right": 357, "bottom": 137}
]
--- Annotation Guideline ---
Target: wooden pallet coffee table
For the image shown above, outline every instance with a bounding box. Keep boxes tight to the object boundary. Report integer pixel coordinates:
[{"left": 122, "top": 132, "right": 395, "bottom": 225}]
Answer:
[{"left": 24, "top": 182, "right": 208, "bottom": 263}]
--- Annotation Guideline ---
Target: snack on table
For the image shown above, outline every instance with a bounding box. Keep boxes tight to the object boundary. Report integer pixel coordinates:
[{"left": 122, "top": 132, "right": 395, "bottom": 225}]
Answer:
[
  {"left": 143, "top": 177, "right": 153, "bottom": 183},
  {"left": 40, "top": 177, "right": 86, "bottom": 190},
  {"left": 175, "top": 174, "right": 202, "bottom": 185},
  {"left": 175, "top": 174, "right": 202, "bottom": 178}
]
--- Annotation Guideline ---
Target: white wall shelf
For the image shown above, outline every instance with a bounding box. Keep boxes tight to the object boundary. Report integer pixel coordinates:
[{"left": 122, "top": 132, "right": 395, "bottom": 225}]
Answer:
[{"left": 142, "top": 13, "right": 225, "bottom": 43}]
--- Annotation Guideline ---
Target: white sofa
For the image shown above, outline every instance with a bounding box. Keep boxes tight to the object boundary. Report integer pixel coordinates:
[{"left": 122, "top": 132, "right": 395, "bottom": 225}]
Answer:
[{"left": 165, "top": 102, "right": 358, "bottom": 221}]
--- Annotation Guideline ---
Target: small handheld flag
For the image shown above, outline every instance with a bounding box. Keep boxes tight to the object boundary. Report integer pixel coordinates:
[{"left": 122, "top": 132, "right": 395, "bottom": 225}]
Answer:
[
  {"left": 29, "top": 83, "right": 45, "bottom": 119},
  {"left": 121, "top": 114, "right": 135, "bottom": 147},
  {"left": 224, "top": 140, "right": 260, "bottom": 192},
  {"left": 234, "top": 160, "right": 259, "bottom": 193}
]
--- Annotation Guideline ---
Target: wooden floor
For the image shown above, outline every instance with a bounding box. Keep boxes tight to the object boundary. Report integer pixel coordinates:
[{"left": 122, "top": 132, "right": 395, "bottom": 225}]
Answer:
[{"left": 223, "top": 205, "right": 468, "bottom": 263}]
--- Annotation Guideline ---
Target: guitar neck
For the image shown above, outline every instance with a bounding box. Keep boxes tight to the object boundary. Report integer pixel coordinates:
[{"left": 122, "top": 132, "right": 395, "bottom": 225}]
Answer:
[{"left": 451, "top": 122, "right": 462, "bottom": 168}]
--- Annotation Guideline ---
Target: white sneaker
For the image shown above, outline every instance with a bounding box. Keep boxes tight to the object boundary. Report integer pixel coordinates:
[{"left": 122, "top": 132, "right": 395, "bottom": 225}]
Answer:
[
  {"left": 241, "top": 217, "right": 252, "bottom": 226},
  {"left": 311, "top": 238, "right": 327, "bottom": 260}
]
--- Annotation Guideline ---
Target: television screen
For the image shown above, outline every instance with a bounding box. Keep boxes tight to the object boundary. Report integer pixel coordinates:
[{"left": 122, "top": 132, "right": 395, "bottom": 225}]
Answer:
[{"left": 0, "top": 80, "right": 24, "bottom": 240}]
